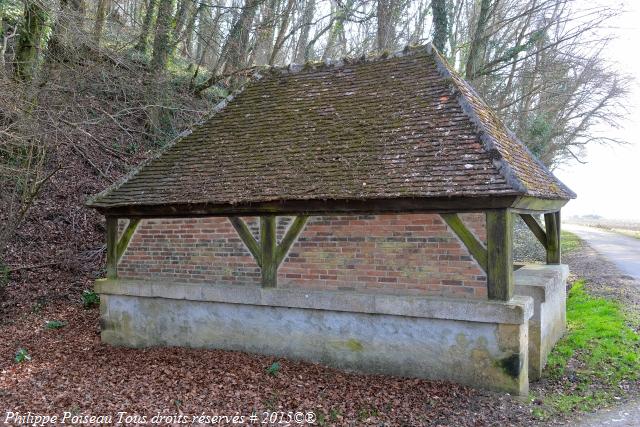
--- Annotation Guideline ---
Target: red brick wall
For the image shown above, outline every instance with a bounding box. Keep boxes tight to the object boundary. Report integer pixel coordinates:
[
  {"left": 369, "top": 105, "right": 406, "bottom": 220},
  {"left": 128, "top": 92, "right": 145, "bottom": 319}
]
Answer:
[{"left": 118, "top": 213, "right": 488, "bottom": 299}]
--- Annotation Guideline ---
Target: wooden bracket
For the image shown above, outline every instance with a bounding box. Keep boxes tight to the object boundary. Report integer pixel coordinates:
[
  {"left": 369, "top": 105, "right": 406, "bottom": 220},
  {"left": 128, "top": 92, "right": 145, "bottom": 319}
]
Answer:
[
  {"left": 229, "top": 216, "right": 262, "bottom": 267},
  {"left": 440, "top": 213, "right": 488, "bottom": 272},
  {"left": 228, "top": 215, "right": 309, "bottom": 287},
  {"left": 519, "top": 212, "right": 561, "bottom": 264},
  {"left": 276, "top": 216, "right": 308, "bottom": 266},
  {"left": 116, "top": 218, "right": 141, "bottom": 263},
  {"left": 106, "top": 216, "right": 118, "bottom": 279},
  {"left": 105, "top": 217, "right": 141, "bottom": 279},
  {"left": 519, "top": 214, "right": 547, "bottom": 247}
]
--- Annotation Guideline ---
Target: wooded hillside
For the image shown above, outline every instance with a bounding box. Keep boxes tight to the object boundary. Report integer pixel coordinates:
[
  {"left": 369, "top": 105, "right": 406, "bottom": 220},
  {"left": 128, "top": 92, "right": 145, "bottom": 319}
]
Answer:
[{"left": 0, "top": 0, "right": 630, "bottom": 313}]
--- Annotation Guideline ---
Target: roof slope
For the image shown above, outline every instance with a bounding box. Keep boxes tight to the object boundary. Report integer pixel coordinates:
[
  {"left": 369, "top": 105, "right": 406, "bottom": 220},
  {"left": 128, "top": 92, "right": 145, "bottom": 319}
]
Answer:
[{"left": 88, "top": 44, "right": 574, "bottom": 211}]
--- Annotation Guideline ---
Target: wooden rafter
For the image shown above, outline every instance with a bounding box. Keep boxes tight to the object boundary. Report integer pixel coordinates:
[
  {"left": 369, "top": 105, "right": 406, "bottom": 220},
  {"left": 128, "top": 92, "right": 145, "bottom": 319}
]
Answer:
[{"left": 440, "top": 213, "right": 488, "bottom": 272}]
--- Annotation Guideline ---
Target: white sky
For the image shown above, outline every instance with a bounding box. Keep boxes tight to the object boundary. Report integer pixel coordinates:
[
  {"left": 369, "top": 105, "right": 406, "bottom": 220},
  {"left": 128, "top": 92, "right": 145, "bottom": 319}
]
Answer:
[{"left": 555, "top": 0, "right": 640, "bottom": 220}]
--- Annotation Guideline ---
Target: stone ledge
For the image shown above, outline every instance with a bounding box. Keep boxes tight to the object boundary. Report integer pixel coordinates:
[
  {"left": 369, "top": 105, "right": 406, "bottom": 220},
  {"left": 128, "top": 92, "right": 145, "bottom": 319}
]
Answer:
[
  {"left": 95, "top": 279, "right": 533, "bottom": 325},
  {"left": 515, "top": 264, "right": 569, "bottom": 302}
]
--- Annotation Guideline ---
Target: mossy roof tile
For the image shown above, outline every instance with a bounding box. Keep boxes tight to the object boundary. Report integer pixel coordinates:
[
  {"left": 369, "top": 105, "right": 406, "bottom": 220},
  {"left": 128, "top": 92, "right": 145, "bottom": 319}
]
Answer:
[{"left": 88, "top": 44, "right": 574, "bottom": 212}]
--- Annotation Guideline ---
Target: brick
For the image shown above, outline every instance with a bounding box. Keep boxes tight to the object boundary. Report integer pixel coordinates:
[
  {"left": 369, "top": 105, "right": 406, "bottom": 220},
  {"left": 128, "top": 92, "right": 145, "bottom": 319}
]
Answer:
[{"left": 119, "top": 214, "right": 488, "bottom": 299}]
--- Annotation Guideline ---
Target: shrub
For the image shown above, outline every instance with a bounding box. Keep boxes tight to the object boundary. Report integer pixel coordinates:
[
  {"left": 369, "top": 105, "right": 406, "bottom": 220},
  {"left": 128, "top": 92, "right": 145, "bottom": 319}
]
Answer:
[
  {"left": 45, "top": 320, "right": 66, "bottom": 329},
  {"left": 14, "top": 348, "right": 31, "bottom": 363},
  {"left": 81, "top": 289, "right": 100, "bottom": 308},
  {"left": 266, "top": 362, "right": 281, "bottom": 376}
]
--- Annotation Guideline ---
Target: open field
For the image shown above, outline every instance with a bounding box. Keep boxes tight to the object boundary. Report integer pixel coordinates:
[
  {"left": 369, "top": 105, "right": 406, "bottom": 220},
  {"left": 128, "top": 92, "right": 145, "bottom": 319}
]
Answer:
[{"left": 566, "top": 217, "right": 640, "bottom": 240}]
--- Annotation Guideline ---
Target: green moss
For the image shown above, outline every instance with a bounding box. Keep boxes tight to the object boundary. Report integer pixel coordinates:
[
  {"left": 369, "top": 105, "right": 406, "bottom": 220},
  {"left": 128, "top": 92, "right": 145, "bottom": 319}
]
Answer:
[
  {"left": 328, "top": 338, "right": 364, "bottom": 352},
  {"left": 345, "top": 339, "right": 364, "bottom": 351}
]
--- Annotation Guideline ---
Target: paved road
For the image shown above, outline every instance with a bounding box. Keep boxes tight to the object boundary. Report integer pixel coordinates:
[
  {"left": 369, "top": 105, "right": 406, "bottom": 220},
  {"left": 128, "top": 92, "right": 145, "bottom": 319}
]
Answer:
[
  {"left": 564, "top": 224, "right": 640, "bottom": 280},
  {"left": 576, "top": 400, "right": 640, "bottom": 426}
]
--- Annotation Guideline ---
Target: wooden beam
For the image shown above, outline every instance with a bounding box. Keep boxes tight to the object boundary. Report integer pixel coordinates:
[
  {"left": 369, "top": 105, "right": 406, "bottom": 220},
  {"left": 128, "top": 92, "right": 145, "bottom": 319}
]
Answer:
[
  {"left": 440, "top": 213, "right": 487, "bottom": 272},
  {"left": 519, "top": 214, "right": 547, "bottom": 248},
  {"left": 116, "top": 218, "right": 141, "bottom": 263},
  {"left": 106, "top": 216, "right": 118, "bottom": 279},
  {"left": 545, "top": 211, "right": 561, "bottom": 264},
  {"left": 92, "top": 195, "right": 522, "bottom": 218},
  {"left": 260, "top": 216, "right": 277, "bottom": 287},
  {"left": 510, "top": 197, "right": 568, "bottom": 214},
  {"left": 276, "top": 216, "right": 309, "bottom": 267},
  {"left": 486, "top": 210, "right": 514, "bottom": 301},
  {"left": 228, "top": 217, "right": 262, "bottom": 267}
]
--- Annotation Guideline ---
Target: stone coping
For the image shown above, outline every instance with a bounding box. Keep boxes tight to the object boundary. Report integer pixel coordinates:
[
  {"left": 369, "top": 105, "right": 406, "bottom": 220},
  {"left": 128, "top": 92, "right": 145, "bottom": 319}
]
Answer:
[
  {"left": 95, "top": 279, "right": 533, "bottom": 325},
  {"left": 514, "top": 264, "right": 569, "bottom": 302}
]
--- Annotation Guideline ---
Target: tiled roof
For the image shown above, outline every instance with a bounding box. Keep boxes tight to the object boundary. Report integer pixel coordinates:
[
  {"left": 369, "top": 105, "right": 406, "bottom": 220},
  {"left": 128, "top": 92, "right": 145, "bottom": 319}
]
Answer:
[{"left": 88, "top": 44, "right": 574, "bottom": 211}]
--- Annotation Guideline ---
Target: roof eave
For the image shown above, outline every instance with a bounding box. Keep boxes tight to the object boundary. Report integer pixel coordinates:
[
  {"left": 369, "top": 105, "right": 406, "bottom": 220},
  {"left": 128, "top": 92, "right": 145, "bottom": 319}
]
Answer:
[{"left": 87, "top": 194, "right": 568, "bottom": 218}]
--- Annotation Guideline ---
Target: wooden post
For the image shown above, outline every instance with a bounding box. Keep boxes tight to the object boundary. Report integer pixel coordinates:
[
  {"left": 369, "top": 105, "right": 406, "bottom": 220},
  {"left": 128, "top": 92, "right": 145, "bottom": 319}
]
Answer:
[
  {"left": 260, "top": 215, "right": 277, "bottom": 287},
  {"left": 486, "top": 210, "right": 513, "bottom": 301},
  {"left": 545, "top": 211, "right": 561, "bottom": 264},
  {"left": 106, "top": 216, "right": 118, "bottom": 279}
]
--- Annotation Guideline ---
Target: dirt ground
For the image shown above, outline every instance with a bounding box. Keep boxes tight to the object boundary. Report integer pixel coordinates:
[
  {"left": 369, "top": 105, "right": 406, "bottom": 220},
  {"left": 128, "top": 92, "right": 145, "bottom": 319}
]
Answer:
[{"left": 0, "top": 303, "right": 534, "bottom": 426}]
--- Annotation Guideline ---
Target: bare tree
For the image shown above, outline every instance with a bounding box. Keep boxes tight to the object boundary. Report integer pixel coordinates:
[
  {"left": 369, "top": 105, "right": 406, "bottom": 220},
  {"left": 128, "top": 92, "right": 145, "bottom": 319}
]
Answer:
[
  {"left": 93, "top": 0, "right": 111, "bottom": 45},
  {"left": 14, "top": 0, "right": 47, "bottom": 81},
  {"left": 150, "top": 0, "right": 176, "bottom": 71},
  {"left": 136, "top": 0, "right": 159, "bottom": 53},
  {"left": 431, "top": 0, "right": 447, "bottom": 53}
]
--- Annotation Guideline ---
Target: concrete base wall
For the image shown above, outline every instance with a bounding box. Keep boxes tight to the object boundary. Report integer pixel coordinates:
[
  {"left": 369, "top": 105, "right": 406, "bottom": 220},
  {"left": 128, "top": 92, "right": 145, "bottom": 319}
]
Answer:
[
  {"left": 514, "top": 264, "right": 568, "bottom": 380},
  {"left": 96, "top": 279, "right": 533, "bottom": 395}
]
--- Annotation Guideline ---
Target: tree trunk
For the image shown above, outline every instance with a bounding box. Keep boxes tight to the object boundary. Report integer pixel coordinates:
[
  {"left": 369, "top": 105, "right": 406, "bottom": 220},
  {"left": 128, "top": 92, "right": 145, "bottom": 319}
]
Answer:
[
  {"left": 171, "top": 0, "right": 193, "bottom": 49},
  {"left": 293, "top": 0, "right": 315, "bottom": 63},
  {"left": 268, "top": 0, "right": 295, "bottom": 65},
  {"left": 222, "top": 0, "right": 262, "bottom": 74},
  {"left": 93, "top": 0, "right": 110, "bottom": 45},
  {"left": 322, "top": 0, "right": 353, "bottom": 61},
  {"left": 150, "top": 0, "right": 176, "bottom": 72},
  {"left": 252, "top": 0, "right": 278, "bottom": 65},
  {"left": 135, "top": 0, "right": 159, "bottom": 53},
  {"left": 15, "top": 0, "right": 48, "bottom": 81},
  {"left": 465, "top": 0, "right": 493, "bottom": 80},
  {"left": 193, "top": 0, "right": 262, "bottom": 94},
  {"left": 182, "top": 1, "right": 203, "bottom": 58},
  {"left": 376, "top": 0, "right": 395, "bottom": 51},
  {"left": 431, "top": 0, "right": 447, "bottom": 54}
]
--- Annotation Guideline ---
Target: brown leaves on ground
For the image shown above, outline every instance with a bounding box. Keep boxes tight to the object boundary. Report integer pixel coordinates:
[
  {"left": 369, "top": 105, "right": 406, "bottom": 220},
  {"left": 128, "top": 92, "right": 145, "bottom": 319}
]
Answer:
[{"left": 0, "top": 303, "right": 532, "bottom": 426}]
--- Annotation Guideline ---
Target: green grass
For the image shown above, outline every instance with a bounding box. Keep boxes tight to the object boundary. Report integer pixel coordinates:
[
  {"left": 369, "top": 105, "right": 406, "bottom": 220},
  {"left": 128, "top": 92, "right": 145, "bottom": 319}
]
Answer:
[
  {"left": 533, "top": 280, "right": 640, "bottom": 418},
  {"left": 560, "top": 230, "right": 581, "bottom": 254}
]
